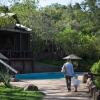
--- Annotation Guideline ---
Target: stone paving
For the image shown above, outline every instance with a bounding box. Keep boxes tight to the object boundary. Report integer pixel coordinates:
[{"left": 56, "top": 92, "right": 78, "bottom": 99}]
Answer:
[{"left": 11, "top": 75, "right": 91, "bottom": 100}]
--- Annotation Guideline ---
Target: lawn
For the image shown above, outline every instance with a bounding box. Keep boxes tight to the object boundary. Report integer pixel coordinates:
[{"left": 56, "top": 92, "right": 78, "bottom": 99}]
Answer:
[{"left": 0, "top": 85, "right": 44, "bottom": 100}]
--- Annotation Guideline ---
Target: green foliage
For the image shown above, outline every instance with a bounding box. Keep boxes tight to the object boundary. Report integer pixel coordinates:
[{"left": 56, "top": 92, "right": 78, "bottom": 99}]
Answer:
[
  {"left": 0, "top": 6, "right": 15, "bottom": 27},
  {"left": 0, "top": 69, "right": 12, "bottom": 88},
  {"left": 56, "top": 28, "right": 81, "bottom": 54},
  {"left": 91, "top": 60, "right": 100, "bottom": 88},
  {"left": 0, "top": 0, "right": 100, "bottom": 71},
  {"left": 91, "top": 60, "right": 100, "bottom": 74},
  {"left": 0, "top": 17, "right": 15, "bottom": 27}
]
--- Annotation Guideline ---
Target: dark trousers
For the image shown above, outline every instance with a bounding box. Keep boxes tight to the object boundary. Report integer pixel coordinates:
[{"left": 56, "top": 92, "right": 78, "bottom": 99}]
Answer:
[{"left": 65, "top": 75, "right": 72, "bottom": 90}]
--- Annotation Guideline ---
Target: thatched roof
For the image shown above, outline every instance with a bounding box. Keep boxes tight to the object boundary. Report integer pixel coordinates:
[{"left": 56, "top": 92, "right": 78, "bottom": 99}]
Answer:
[
  {"left": 0, "top": 23, "right": 32, "bottom": 33},
  {"left": 0, "top": 13, "right": 32, "bottom": 33},
  {"left": 63, "top": 54, "right": 82, "bottom": 60}
]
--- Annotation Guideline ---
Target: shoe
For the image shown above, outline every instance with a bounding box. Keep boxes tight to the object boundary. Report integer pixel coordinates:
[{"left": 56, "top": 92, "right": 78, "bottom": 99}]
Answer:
[
  {"left": 74, "top": 90, "right": 77, "bottom": 92},
  {"left": 68, "top": 89, "right": 71, "bottom": 92}
]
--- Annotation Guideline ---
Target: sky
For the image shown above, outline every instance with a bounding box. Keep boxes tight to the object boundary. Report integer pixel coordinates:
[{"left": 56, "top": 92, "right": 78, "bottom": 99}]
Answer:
[
  {"left": 0, "top": 0, "right": 84, "bottom": 7},
  {"left": 38, "top": 0, "right": 84, "bottom": 7}
]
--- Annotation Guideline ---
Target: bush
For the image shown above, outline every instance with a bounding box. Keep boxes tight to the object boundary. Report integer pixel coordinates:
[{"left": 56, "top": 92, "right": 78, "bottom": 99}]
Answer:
[
  {"left": 91, "top": 60, "right": 100, "bottom": 89},
  {"left": 0, "top": 68, "right": 12, "bottom": 88}
]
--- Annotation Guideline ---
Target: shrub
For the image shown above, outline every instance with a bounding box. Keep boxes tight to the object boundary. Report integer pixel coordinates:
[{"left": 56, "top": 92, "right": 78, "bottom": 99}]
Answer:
[
  {"left": 91, "top": 60, "right": 100, "bottom": 89},
  {"left": 0, "top": 68, "right": 12, "bottom": 88}
]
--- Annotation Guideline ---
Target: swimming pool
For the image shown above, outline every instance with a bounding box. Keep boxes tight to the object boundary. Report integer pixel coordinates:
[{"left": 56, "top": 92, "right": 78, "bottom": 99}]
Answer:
[{"left": 15, "top": 72, "right": 84, "bottom": 80}]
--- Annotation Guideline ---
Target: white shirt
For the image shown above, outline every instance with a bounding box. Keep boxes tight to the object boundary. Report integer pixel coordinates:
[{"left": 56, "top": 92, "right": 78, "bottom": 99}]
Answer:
[
  {"left": 62, "top": 62, "right": 74, "bottom": 76},
  {"left": 71, "top": 77, "right": 80, "bottom": 86}
]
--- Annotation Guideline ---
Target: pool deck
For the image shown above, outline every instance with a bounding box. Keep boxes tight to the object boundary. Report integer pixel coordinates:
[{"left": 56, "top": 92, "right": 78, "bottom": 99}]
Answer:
[{"left": 10, "top": 75, "right": 91, "bottom": 100}]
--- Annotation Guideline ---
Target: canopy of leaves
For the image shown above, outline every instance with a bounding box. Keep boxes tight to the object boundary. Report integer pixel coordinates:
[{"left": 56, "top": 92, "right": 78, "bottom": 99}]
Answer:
[{"left": 0, "top": 0, "right": 100, "bottom": 70}]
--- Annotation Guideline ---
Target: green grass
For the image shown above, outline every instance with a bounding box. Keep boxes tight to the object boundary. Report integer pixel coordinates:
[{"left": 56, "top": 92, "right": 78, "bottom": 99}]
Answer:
[{"left": 0, "top": 85, "right": 45, "bottom": 100}]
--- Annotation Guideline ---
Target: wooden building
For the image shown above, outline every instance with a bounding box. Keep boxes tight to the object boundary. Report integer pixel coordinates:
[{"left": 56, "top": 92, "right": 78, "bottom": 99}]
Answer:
[{"left": 0, "top": 24, "right": 34, "bottom": 73}]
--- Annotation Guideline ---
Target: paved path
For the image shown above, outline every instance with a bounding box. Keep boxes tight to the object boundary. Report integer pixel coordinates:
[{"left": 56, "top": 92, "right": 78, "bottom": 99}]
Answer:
[{"left": 11, "top": 75, "right": 91, "bottom": 100}]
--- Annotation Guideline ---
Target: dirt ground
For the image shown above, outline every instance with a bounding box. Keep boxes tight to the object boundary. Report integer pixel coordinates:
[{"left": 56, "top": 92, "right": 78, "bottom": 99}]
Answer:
[{"left": 10, "top": 75, "right": 91, "bottom": 100}]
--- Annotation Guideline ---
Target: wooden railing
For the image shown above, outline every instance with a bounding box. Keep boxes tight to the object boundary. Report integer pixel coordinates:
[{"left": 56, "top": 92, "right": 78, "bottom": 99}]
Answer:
[{"left": 0, "top": 50, "right": 33, "bottom": 58}]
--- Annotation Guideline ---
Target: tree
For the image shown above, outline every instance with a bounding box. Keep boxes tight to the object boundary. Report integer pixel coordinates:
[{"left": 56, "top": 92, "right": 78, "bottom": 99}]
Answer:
[
  {"left": 0, "top": 0, "right": 99, "bottom": 68},
  {"left": 0, "top": 6, "right": 16, "bottom": 27},
  {"left": 56, "top": 28, "right": 81, "bottom": 55}
]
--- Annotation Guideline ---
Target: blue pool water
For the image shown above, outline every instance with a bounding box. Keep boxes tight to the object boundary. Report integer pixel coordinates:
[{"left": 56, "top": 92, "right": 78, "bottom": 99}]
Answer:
[{"left": 15, "top": 72, "right": 84, "bottom": 80}]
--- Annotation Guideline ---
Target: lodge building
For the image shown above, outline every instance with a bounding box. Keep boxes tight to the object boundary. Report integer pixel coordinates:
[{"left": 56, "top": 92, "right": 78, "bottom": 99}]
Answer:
[{"left": 0, "top": 23, "right": 34, "bottom": 73}]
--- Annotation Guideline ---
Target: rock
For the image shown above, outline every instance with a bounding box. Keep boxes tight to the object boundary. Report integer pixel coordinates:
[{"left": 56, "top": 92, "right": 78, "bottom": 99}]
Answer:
[
  {"left": 10, "top": 78, "right": 20, "bottom": 82},
  {"left": 24, "top": 84, "right": 38, "bottom": 91}
]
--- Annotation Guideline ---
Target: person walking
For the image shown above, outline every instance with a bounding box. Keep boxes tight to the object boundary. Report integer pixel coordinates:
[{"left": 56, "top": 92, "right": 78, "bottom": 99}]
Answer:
[{"left": 61, "top": 59, "right": 74, "bottom": 92}]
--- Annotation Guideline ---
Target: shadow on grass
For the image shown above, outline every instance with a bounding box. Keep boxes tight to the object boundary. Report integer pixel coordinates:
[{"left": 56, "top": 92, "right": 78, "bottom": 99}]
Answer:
[
  {"left": 0, "top": 86, "right": 44, "bottom": 100},
  {"left": 0, "top": 94, "right": 42, "bottom": 100},
  {"left": 0, "top": 92, "right": 43, "bottom": 100}
]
